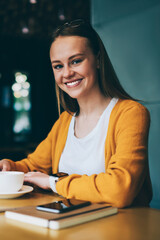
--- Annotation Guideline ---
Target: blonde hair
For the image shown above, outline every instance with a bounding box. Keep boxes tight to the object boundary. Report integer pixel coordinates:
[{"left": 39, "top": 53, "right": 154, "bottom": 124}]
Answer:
[{"left": 51, "top": 20, "right": 134, "bottom": 115}]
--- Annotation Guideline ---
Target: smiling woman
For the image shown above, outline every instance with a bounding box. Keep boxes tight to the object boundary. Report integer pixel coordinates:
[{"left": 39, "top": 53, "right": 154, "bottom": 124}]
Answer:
[
  {"left": 0, "top": 20, "right": 152, "bottom": 208},
  {"left": 50, "top": 36, "right": 100, "bottom": 103}
]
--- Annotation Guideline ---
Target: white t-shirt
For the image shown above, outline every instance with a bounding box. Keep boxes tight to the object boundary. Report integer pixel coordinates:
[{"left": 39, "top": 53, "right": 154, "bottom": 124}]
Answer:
[
  {"left": 58, "top": 98, "right": 118, "bottom": 175},
  {"left": 50, "top": 98, "right": 118, "bottom": 192}
]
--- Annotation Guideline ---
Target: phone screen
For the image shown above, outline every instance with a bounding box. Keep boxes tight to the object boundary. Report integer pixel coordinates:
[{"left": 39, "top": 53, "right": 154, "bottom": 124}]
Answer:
[{"left": 36, "top": 199, "right": 91, "bottom": 213}]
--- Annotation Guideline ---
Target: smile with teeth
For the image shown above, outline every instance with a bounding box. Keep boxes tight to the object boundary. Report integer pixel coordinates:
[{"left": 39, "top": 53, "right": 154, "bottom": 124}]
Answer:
[{"left": 65, "top": 79, "right": 83, "bottom": 87}]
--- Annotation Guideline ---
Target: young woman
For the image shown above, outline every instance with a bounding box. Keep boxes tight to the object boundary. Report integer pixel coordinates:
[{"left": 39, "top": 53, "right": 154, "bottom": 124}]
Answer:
[{"left": 0, "top": 20, "right": 152, "bottom": 208}]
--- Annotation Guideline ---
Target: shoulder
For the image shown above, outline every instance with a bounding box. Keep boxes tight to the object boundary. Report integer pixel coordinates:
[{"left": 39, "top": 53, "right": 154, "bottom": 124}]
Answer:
[
  {"left": 54, "top": 111, "right": 72, "bottom": 130},
  {"left": 59, "top": 111, "right": 73, "bottom": 122},
  {"left": 49, "top": 111, "right": 72, "bottom": 132},
  {"left": 113, "top": 99, "right": 150, "bottom": 118},
  {"left": 48, "top": 111, "right": 72, "bottom": 139},
  {"left": 110, "top": 99, "right": 150, "bottom": 130}
]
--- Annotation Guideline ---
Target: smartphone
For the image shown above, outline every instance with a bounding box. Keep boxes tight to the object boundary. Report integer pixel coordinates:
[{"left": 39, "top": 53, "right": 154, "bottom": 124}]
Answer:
[{"left": 36, "top": 199, "right": 91, "bottom": 213}]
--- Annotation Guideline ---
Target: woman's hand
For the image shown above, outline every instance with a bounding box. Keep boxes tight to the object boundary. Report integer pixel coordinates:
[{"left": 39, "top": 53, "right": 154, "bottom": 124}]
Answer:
[
  {"left": 0, "top": 159, "right": 12, "bottom": 171},
  {"left": 24, "top": 171, "right": 50, "bottom": 190}
]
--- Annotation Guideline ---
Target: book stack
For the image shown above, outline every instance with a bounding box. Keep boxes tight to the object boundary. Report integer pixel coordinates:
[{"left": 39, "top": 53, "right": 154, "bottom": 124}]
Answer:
[{"left": 5, "top": 203, "right": 118, "bottom": 230}]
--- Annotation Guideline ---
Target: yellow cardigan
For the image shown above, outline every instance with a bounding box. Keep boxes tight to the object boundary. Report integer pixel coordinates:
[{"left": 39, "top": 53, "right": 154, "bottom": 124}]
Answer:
[{"left": 8, "top": 99, "right": 152, "bottom": 208}]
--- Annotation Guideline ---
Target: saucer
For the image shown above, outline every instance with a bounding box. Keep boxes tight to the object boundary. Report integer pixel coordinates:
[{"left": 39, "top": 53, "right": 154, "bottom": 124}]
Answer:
[{"left": 0, "top": 185, "right": 34, "bottom": 199}]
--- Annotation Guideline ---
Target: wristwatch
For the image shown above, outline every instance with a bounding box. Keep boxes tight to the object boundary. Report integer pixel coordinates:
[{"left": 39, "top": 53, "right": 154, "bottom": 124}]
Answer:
[
  {"left": 49, "top": 172, "right": 69, "bottom": 193},
  {"left": 50, "top": 172, "right": 69, "bottom": 183}
]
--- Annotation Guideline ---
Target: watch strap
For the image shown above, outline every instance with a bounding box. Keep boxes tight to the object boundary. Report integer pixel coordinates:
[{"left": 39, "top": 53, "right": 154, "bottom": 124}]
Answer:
[{"left": 49, "top": 176, "right": 58, "bottom": 193}]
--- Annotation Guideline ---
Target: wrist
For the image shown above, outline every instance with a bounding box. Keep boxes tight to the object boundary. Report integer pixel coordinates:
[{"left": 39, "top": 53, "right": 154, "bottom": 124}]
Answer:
[
  {"left": 49, "top": 176, "right": 57, "bottom": 193},
  {"left": 49, "top": 172, "right": 69, "bottom": 193}
]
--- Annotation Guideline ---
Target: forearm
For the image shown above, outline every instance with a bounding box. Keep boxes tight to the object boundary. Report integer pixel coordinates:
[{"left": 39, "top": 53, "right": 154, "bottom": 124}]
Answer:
[{"left": 56, "top": 164, "right": 146, "bottom": 208}]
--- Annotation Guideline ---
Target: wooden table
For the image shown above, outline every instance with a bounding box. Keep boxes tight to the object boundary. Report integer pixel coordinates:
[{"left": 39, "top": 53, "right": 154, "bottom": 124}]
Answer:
[{"left": 0, "top": 189, "right": 160, "bottom": 240}]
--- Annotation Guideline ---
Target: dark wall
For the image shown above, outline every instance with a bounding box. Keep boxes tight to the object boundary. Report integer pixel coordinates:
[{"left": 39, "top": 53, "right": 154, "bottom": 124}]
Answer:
[
  {"left": 0, "top": 0, "right": 91, "bottom": 160},
  {"left": 91, "top": 0, "right": 160, "bottom": 209}
]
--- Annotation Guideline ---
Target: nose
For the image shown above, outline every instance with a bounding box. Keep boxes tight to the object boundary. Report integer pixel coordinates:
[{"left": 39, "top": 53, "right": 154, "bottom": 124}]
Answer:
[{"left": 63, "top": 65, "right": 74, "bottom": 79}]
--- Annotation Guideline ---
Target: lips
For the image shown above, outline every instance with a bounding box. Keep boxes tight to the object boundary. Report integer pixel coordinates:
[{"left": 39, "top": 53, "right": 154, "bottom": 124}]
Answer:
[{"left": 65, "top": 79, "right": 83, "bottom": 87}]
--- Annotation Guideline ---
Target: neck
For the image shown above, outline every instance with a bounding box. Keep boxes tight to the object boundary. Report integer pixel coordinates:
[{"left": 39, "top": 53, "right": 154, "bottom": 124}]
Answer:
[{"left": 77, "top": 93, "right": 111, "bottom": 118}]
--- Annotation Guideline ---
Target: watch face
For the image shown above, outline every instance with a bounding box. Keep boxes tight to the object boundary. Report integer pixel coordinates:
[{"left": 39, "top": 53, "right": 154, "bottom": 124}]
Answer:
[{"left": 51, "top": 172, "right": 68, "bottom": 178}]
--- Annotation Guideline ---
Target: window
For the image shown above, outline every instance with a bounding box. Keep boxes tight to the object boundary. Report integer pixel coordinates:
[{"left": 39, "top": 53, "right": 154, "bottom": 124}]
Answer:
[{"left": 12, "top": 72, "right": 31, "bottom": 142}]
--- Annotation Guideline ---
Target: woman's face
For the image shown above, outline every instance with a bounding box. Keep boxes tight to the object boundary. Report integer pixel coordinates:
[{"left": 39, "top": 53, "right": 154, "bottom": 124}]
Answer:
[{"left": 50, "top": 36, "right": 99, "bottom": 101}]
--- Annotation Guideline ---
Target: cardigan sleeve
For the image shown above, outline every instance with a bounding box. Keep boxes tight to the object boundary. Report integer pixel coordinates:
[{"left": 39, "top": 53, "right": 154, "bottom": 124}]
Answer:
[{"left": 56, "top": 103, "right": 151, "bottom": 208}]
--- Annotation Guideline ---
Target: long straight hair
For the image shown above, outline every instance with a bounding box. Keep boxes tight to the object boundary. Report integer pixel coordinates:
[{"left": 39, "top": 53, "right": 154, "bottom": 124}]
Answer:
[{"left": 50, "top": 19, "right": 134, "bottom": 115}]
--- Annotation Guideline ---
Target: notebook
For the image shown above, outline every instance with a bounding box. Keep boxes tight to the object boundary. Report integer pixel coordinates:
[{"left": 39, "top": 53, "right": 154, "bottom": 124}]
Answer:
[{"left": 5, "top": 203, "right": 118, "bottom": 230}]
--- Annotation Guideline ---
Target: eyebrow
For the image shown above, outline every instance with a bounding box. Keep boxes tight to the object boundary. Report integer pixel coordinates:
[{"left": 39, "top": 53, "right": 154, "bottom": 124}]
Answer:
[{"left": 51, "top": 53, "right": 85, "bottom": 64}]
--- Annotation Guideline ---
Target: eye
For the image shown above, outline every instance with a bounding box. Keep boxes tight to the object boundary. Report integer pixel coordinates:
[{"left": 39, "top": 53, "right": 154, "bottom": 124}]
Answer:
[
  {"left": 53, "top": 64, "right": 63, "bottom": 70},
  {"left": 71, "top": 59, "right": 82, "bottom": 65}
]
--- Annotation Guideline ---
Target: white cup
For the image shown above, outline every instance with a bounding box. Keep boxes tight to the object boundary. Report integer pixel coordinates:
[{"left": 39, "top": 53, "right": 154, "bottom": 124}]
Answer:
[{"left": 0, "top": 171, "right": 24, "bottom": 193}]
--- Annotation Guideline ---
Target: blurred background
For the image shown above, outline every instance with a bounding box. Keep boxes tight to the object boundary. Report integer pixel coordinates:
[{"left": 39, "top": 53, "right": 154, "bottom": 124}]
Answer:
[
  {"left": 0, "top": 0, "right": 90, "bottom": 158},
  {"left": 0, "top": 0, "right": 160, "bottom": 209}
]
